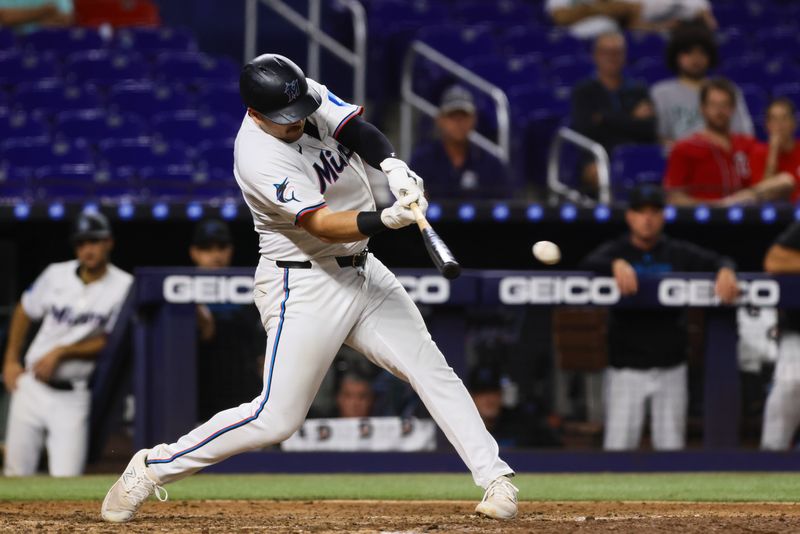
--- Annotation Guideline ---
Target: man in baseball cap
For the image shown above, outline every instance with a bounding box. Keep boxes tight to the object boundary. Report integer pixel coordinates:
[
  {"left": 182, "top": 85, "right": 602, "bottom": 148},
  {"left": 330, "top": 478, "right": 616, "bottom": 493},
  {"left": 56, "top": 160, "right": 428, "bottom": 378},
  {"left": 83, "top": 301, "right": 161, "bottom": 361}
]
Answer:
[
  {"left": 188, "top": 219, "right": 265, "bottom": 421},
  {"left": 3, "top": 211, "right": 131, "bottom": 476},
  {"left": 410, "top": 85, "right": 509, "bottom": 199},
  {"left": 580, "top": 183, "right": 738, "bottom": 451}
]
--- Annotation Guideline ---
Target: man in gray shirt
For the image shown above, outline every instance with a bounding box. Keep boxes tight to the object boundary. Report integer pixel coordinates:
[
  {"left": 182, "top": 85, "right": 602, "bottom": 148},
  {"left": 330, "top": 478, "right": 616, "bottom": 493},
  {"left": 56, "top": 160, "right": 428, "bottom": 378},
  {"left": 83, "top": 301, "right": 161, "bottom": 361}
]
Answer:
[{"left": 651, "top": 23, "right": 752, "bottom": 145}]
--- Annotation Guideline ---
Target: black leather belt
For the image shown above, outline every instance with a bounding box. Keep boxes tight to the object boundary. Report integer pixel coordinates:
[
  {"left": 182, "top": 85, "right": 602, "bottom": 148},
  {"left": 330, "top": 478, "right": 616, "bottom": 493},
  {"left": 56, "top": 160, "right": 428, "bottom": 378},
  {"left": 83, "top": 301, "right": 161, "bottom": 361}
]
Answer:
[
  {"left": 47, "top": 380, "right": 76, "bottom": 391},
  {"left": 276, "top": 249, "right": 368, "bottom": 270}
]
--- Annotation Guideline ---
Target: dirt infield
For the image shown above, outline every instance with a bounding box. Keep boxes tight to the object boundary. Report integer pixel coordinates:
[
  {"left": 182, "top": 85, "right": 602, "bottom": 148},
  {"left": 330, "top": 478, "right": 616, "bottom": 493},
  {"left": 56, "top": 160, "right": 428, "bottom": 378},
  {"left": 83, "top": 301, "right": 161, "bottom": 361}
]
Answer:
[{"left": 1, "top": 500, "right": 799, "bottom": 533}]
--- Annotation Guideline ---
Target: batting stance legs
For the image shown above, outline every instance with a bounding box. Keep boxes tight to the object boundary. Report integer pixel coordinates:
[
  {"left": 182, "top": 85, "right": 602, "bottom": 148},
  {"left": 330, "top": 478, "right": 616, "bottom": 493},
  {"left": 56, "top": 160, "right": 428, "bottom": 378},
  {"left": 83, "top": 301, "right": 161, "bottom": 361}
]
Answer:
[
  {"left": 131, "top": 255, "right": 511, "bottom": 489},
  {"left": 761, "top": 333, "right": 800, "bottom": 450}
]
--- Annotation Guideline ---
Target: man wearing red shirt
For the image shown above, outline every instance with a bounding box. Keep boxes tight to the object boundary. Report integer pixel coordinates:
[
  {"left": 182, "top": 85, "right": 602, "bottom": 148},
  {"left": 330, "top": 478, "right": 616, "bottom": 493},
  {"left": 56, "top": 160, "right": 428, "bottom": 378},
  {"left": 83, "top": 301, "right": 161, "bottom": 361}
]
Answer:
[
  {"left": 664, "top": 78, "right": 794, "bottom": 206},
  {"left": 750, "top": 98, "right": 800, "bottom": 202}
]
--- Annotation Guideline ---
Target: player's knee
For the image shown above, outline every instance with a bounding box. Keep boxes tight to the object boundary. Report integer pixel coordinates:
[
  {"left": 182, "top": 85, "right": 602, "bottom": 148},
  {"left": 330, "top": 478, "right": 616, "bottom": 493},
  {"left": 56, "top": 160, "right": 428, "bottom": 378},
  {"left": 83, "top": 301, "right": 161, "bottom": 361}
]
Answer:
[{"left": 254, "top": 410, "right": 304, "bottom": 444}]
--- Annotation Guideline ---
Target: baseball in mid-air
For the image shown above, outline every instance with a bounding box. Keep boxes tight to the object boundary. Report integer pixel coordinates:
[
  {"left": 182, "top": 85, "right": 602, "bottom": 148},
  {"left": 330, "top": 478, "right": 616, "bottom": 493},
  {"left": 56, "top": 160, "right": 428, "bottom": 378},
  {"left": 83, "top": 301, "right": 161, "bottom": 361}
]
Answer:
[{"left": 532, "top": 241, "right": 561, "bottom": 265}]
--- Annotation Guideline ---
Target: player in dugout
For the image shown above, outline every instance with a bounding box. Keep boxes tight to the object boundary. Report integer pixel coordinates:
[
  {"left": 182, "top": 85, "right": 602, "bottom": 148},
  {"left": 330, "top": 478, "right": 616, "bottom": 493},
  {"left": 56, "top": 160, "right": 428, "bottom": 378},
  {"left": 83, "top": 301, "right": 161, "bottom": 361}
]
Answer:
[
  {"left": 581, "top": 184, "right": 739, "bottom": 450},
  {"left": 761, "top": 222, "right": 800, "bottom": 450},
  {"left": 2, "top": 212, "right": 132, "bottom": 476},
  {"left": 101, "top": 54, "right": 518, "bottom": 522}
]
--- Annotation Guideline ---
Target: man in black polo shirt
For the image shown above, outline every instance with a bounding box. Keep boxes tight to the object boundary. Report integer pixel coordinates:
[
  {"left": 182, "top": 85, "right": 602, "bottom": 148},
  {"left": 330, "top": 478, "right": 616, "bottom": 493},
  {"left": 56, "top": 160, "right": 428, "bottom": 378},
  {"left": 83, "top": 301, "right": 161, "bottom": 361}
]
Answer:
[
  {"left": 761, "top": 224, "right": 800, "bottom": 449},
  {"left": 581, "top": 185, "right": 738, "bottom": 450}
]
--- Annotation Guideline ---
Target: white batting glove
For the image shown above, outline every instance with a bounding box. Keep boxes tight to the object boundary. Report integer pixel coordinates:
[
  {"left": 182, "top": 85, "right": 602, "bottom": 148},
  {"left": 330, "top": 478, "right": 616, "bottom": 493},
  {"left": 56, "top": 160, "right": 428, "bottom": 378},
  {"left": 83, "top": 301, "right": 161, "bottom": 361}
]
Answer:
[
  {"left": 380, "top": 157, "right": 425, "bottom": 200},
  {"left": 380, "top": 190, "right": 427, "bottom": 229}
]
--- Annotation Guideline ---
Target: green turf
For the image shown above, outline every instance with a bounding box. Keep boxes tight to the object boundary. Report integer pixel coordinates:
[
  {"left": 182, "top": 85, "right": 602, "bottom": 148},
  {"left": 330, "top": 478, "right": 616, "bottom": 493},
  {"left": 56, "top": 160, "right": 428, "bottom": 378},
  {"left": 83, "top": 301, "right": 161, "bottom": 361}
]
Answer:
[{"left": 1, "top": 473, "right": 799, "bottom": 502}]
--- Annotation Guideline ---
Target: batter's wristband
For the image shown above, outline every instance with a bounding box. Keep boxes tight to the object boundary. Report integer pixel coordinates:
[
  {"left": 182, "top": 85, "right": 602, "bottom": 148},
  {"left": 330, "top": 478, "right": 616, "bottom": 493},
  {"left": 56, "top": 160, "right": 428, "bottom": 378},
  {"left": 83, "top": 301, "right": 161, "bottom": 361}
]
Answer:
[{"left": 357, "top": 211, "right": 388, "bottom": 237}]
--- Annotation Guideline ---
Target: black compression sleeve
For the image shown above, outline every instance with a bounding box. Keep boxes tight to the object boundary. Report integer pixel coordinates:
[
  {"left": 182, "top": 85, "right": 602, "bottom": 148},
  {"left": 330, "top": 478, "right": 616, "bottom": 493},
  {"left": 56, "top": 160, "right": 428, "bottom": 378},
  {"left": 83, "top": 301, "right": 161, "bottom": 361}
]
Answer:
[
  {"left": 336, "top": 115, "right": 396, "bottom": 169},
  {"left": 356, "top": 211, "right": 388, "bottom": 237}
]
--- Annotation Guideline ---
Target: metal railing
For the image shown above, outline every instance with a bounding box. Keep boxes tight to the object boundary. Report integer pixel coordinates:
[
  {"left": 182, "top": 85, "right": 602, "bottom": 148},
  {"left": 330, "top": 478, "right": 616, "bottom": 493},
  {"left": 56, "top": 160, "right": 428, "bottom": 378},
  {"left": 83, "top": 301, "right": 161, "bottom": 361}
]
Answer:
[
  {"left": 244, "top": 0, "right": 367, "bottom": 104},
  {"left": 400, "top": 41, "right": 511, "bottom": 164},
  {"left": 547, "top": 127, "right": 611, "bottom": 205}
]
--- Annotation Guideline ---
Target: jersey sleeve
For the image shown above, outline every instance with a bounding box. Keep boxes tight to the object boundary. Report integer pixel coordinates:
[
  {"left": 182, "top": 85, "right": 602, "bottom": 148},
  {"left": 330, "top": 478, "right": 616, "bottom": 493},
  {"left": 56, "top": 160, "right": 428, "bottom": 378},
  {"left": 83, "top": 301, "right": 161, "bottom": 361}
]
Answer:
[
  {"left": 306, "top": 78, "right": 363, "bottom": 140},
  {"left": 20, "top": 265, "right": 54, "bottom": 320}
]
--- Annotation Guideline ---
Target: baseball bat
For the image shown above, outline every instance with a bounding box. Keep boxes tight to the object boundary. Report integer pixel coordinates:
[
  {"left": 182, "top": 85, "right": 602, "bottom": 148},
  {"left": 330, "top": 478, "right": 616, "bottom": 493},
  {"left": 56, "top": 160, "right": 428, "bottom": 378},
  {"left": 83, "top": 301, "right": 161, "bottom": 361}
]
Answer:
[{"left": 409, "top": 202, "right": 461, "bottom": 280}]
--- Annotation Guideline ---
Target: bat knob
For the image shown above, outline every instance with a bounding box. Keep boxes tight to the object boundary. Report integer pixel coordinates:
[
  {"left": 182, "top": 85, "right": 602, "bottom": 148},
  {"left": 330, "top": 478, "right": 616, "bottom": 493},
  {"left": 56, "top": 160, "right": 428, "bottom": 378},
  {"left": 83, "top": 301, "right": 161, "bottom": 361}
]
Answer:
[{"left": 441, "top": 262, "right": 461, "bottom": 280}]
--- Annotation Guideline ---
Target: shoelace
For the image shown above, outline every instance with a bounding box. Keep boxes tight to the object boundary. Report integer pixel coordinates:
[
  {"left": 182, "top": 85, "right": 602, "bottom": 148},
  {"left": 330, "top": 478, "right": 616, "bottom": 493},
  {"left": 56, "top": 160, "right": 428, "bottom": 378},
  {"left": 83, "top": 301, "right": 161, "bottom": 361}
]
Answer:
[
  {"left": 126, "top": 475, "right": 169, "bottom": 503},
  {"left": 485, "top": 478, "right": 519, "bottom": 502}
]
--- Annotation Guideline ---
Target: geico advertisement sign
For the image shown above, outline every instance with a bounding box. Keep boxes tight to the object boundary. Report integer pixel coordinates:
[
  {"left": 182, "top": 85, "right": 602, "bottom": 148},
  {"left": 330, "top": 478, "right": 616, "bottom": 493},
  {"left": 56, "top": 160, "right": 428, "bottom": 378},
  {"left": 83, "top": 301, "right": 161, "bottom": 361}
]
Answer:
[
  {"left": 163, "top": 275, "right": 254, "bottom": 304},
  {"left": 396, "top": 276, "right": 450, "bottom": 304},
  {"left": 499, "top": 276, "right": 780, "bottom": 306}
]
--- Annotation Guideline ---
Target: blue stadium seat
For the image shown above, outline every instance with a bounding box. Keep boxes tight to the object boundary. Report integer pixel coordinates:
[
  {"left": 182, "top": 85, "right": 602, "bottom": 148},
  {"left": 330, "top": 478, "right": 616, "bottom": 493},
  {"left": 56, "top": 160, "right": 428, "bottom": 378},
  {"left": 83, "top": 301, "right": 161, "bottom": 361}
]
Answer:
[
  {"left": 626, "top": 32, "right": 665, "bottom": 58},
  {"left": 548, "top": 56, "right": 594, "bottom": 85},
  {"left": 717, "top": 29, "right": 750, "bottom": 61},
  {"left": 740, "top": 84, "right": 769, "bottom": 122},
  {"left": 755, "top": 27, "right": 799, "bottom": 58},
  {"left": 139, "top": 165, "right": 195, "bottom": 198},
  {"left": 610, "top": 144, "right": 667, "bottom": 191},
  {"left": 107, "top": 81, "right": 191, "bottom": 115},
  {"left": 115, "top": 27, "right": 198, "bottom": 55},
  {"left": 94, "top": 183, "right": 138, "bottom": 198},
  {"left": 0, "top": 109, "right": 49, "bottom": 139},
  {"left": 416, "top": 25, "right": 497, "bottom": 61},
  {"left": 152, "top": 111, "right": 239, "bottom": 145},
  {"left": 34, "top": 164, "right": 97, "bottom": 200},
  {"left": 198, "top": 140, "right": 235, "bottom": 173},
  {"left": 22, "top": 27, "right": 107, "bottom": 54},
  {"left": 0, "top": 51, "right": 58, "bottom": 86},
  {"left": 629, "top": 57, "right": 671, "bottom": 84},
  {"left": 453, "top": 1, "right": 535, "bottom": 26},
  {"left": 722, "top": 58, "right": 799, "bottom": 87},
  {"left": 65, "top": 50, "right": 149, "bottom": 86},
  {"left": 154, "top": 53, "right": 238, "bottom": 85},
  {"left": 192, "top": 182, "right": 241, "bottom": 199},
  {"left": 506, "top": 84, "right": 561, "bottom": 117},
  {"left": 1, "top": 138, "right": 91, "bottom": 169},
  {"left": 12, "top": 79, "right": 103, "bottom": 117},
  {"left": 99, "top": 138, "right": 190, "bottom": 169},
  {"left": 0, "top": 28, "right": 14, "bottom": 49},
  {"left": 195, "top": 82, "right": 244, "bottom": 120},
  {"left": 498, "top": 26, "right": 555, "bottom": 55},
  {"left": 55, "top": 109, "right": 147, "bottom": 144},
  {"left": 463, "top": 55, "right": 546, "bottom": 89},
  {"left": 774, "top": 83, "right": 800, "bottom": 111}
]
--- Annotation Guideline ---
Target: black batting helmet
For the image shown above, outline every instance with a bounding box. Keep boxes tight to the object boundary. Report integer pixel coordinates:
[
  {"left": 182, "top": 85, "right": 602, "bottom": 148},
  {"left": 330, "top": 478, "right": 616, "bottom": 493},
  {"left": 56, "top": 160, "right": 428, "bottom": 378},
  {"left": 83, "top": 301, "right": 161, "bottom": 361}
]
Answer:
[
  {"left": 240, "top": 54, "right": 322, "bottom": 124},
  {"left": 71, "top": 212, "right": 112, "bottom": 243}
]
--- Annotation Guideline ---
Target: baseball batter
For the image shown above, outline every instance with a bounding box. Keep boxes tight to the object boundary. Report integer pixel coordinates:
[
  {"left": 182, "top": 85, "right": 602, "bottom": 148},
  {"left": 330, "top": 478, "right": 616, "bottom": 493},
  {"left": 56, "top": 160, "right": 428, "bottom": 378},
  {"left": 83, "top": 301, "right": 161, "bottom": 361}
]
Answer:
[
  {"left": 102, "top": 54, "right": 517, "bottom": 522},
  {"left": 3, "top": 213, "right": 132, "bottom": 476}
]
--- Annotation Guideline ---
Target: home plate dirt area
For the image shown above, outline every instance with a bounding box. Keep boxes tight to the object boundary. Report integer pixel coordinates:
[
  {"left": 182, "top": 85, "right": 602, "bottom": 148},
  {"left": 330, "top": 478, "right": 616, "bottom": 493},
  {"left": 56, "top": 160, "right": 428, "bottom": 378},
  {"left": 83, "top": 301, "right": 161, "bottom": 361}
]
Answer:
[{"left": 1, "top": 500, "right": 799, "bottom": 533}]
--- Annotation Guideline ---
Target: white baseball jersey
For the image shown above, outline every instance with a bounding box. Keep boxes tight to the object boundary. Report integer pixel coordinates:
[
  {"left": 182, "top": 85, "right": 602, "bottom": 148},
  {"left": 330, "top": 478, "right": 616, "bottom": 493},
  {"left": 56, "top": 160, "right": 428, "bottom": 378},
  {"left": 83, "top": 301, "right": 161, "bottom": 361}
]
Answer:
[
  {"left": 234, "top": 79, "right": 375, "bottom": 261},
  {"left": 21, "top": 260, "right": 133, "bottom": 381}
]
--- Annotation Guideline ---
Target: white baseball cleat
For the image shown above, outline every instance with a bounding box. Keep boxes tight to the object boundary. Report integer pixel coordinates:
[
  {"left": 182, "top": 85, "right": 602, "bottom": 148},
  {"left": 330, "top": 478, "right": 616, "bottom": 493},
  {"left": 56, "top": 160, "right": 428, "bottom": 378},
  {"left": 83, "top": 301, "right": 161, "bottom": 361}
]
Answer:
[
  {"left": 475, "top": 475, "right": 519, "bottom": 520},
  {"left": 101, "top": 448, "right": 168, "bottom": 523}
]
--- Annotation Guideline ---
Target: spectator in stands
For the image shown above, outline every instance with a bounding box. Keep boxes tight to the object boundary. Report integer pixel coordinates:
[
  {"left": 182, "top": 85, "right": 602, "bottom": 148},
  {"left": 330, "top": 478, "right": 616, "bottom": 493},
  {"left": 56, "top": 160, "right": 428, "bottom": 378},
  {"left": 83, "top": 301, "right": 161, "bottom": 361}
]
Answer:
[
  {"left": 663, "top": 78, "right": 794, "bottom": 206},
  {"left": 581, "top": 184, "right": 738, "bottom": 451},
  {"left": 336, "top": 373, "right": 375, "bottom": 418},
  {"left": 546, "top": 0, "right": 715, "bottom": 39},
  {"left": 190, "top": 219, "right": 265, "bottom": 421},
  {"left": 410, "top": 85, "right": 509, "bottom": 200},
  {"left": 0, "top": 0, "right": 73, "bottom": 30},
  {"left": 468, "top": 365, "right": 559, "bottom": 448},
  {"left": 749, "top": 98, "right": 800, "bottom": 202},
  {"left": 761, "top": 223, "right": 800, "bottom": 450},
  {"left": 652, "top": 24, "right": 751, "bottom": 147},
  {"left": 2, "top": 213, "right": 131, "bottom": 476},
  {"left": 571, "top": 31, "right": 657, "bottom": 192}
]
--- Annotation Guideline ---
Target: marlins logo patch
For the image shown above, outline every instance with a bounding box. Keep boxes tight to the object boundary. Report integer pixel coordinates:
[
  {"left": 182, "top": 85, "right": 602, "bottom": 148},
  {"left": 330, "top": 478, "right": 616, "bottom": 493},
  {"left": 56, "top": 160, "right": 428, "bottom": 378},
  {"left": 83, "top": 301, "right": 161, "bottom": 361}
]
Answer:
[
  {"left": 274, "top": 178, "right": 300, "bottom": 203},
  {"left": 284, "top": 79, "right": 300, "bottom": 102}
]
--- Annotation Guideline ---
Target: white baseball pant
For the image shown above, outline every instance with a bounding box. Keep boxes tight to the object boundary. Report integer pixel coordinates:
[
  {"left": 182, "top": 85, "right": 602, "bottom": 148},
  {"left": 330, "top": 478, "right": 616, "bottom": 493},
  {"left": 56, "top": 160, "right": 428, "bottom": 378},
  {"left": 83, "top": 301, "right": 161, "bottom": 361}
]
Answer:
[
  {"left": 761, "top": 333, "right": 800, "bottom": 450},
  {"left": 4, "top": 372, "right": 91, "bottom": 477},
  {"left": 145, "top": 253, "right": 512, "bottom": 487},
  {"left": 603, "top": 363, "right": 688, "bottom": 451}
]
